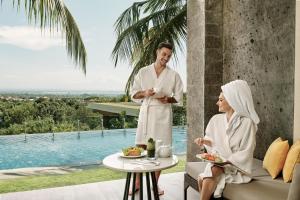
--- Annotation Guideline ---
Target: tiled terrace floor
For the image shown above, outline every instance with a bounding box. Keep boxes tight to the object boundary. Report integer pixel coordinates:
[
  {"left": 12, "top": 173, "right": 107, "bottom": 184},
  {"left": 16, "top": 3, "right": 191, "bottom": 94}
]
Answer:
[{"left": 0, "top": 172, "right": 200, "bottom": 200}]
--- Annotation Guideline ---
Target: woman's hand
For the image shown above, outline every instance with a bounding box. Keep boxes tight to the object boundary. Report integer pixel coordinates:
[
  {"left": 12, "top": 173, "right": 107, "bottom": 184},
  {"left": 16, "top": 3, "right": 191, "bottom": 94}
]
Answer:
[{"left": 194, "top": 137, "right": 212, "bottom": 147}]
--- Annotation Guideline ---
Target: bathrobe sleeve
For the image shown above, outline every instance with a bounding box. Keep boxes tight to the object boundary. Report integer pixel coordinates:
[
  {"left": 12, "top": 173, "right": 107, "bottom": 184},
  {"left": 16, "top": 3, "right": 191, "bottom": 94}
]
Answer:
[
  {"left": 203, "top": 115, "right": 218, "bottom": 153},
  {"left": 172, "top": 73, "right": 184, "bottom": 106},
  {"left": 130, "top": 70, "right": 143, "bottom": 104},
  {"left": 227, "top": 118, "right": 256, "bottom": 174}
]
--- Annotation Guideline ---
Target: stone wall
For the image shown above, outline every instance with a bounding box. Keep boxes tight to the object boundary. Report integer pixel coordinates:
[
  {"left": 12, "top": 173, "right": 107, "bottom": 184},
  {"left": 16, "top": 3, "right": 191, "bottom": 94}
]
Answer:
[
  {"left": 187, "top": 0, "right": 295, "bottom": 160},
  {"left": 223, "top": 0, "right": 295, "bottom": 158},
  {"left": 295, "top": 0, "right": 300, "bottom": 141}
]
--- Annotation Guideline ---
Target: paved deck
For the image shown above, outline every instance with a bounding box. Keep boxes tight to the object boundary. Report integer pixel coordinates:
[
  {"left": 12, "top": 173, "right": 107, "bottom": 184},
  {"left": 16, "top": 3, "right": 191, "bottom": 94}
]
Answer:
[{"left": 0, "top": 172, "right": 200, "bottom": 200}]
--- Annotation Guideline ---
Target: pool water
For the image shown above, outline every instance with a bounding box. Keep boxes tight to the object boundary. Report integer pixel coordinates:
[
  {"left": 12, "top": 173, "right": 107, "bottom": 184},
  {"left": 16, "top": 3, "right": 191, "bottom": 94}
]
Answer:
[{"left": 0, "top": 127, "right": 186, "bottom": 170}]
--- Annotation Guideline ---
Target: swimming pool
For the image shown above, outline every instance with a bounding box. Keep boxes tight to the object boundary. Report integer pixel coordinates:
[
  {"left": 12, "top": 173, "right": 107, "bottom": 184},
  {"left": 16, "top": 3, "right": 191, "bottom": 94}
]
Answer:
[{"left": 0, "top": 127, "right": 186, "bottom": 170}]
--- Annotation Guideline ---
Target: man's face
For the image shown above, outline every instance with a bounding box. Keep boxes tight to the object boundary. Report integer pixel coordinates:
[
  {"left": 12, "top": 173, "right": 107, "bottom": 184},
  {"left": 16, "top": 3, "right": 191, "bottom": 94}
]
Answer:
[{"left": 156, "top": 47, "right": 172, "bottom": 66}]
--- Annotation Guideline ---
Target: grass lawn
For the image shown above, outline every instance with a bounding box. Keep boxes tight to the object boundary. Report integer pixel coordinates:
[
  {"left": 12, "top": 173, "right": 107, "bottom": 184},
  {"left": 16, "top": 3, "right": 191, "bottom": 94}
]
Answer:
[{"left": 0, "top": 158, "right": 185, "bottom": 194}]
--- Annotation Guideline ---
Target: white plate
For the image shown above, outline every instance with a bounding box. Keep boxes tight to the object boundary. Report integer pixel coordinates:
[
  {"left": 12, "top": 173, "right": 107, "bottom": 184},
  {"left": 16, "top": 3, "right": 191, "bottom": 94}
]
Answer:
[{"left": 119, "top": 151, "right": 147, "bottom": 158}]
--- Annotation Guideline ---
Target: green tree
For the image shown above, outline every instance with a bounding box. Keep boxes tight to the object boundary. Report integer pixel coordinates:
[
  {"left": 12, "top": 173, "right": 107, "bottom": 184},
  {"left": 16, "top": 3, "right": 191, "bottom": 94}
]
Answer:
[
  {"left": 112, "top": 0, "right": 187, "bottom": 94},
  {"left": 1, "top": 0, "right": 87, "bottom": 73}
]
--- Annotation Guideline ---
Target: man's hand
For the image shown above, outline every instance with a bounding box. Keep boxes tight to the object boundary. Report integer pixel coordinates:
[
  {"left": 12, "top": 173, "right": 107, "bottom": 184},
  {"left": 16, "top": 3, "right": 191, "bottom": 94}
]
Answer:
[
  {"left": 133, "top": 88, "right": 155, "bottom": 99},
  {"left": 156, "top": 96, "right": 177, "bottom": 104},
  {"left": 144, "top": 88, "right": 155, "bottom": 97},
  {"left": 156, "top": 96, "right": 169, "bottom": 104}
]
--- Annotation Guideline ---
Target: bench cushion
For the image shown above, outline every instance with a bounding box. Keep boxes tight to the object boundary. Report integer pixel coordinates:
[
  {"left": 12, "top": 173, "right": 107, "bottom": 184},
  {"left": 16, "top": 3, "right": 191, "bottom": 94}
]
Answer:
[
  {"left": 185, "top": 159, "right": 290, "bottom": 200},
  {"left": 185, "top": 161, "right": 207, "bottom": 180},
  {"left": 287, "top": 164, "right": 300, "bottom": 200}
]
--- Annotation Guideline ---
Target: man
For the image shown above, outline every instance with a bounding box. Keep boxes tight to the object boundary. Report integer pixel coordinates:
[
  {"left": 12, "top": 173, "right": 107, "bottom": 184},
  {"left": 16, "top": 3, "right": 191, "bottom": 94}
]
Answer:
[{"left": 130, "top": 42, "right": 184, "bottom": 195}]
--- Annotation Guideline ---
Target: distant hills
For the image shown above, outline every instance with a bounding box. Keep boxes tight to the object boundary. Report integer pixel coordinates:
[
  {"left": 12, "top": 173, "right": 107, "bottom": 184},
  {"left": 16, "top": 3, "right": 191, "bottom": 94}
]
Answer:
[{"left": 0, "top": 89, "right": 124, "bottom": 97}]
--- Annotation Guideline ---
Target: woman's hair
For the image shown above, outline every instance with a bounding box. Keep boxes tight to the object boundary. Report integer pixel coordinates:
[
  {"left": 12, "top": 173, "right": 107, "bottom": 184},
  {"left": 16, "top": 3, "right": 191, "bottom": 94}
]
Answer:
[{"left": 157, "top": 42, "right": 173, "bottom": 50}]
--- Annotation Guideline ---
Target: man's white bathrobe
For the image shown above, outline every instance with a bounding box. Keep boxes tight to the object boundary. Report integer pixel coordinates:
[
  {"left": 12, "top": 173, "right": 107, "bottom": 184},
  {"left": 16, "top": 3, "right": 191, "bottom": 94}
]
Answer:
[
  {"left": 131, "top": 63, "right": 183, "bottom": 145},
  {"left": 201, "top": 113, "right": 257, "bottom": 198}
]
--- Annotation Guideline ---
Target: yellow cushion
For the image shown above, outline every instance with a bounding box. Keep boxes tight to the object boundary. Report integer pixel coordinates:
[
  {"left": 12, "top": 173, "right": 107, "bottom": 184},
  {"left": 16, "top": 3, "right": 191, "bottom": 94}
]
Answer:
[
  {"left": 263, "top": 137, "right": 289, "bottom": 179},
  {"left": 283, "top": 140, "right": 300, "bottom": 182}
]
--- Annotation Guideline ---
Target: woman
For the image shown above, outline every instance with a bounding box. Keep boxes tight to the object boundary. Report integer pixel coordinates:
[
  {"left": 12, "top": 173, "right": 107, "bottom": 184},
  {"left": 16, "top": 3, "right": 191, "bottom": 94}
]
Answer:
[{"left": 194, "top": 80, "right": 260, "bottom": 200}]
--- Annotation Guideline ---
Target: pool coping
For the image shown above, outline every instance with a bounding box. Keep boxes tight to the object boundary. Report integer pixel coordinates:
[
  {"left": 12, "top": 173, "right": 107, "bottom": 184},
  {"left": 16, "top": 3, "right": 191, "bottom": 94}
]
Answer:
[
  {"left": 0, "top": 163, "right": 103, "bottom": 180},
  {"left": 0, "top": 154, "right": 186, "bottom": 180}
]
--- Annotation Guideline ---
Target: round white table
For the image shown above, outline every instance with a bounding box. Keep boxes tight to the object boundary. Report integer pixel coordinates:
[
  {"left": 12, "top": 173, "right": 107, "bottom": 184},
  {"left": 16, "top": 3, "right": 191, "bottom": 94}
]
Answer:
[{"left": 103, "top": 153, "right": 178, "bottom": 200}]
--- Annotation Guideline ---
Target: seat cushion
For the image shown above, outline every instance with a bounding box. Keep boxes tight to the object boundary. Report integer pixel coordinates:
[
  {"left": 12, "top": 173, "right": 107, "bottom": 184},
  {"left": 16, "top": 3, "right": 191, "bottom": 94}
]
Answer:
[
  {"left": 287, "top": 163, "right": 300, "bottom": 200},
  {"left": 251, "top": 158, "right": 270, "bottom": 177},
  {"left": 223, "top": 178, "right": 290, "bottom": 200},
  {"left": 185, "top": 159, "right": 290, "bottom": 200},
  {"left": 185, "top": 161, "right": 207, "bottom": 180}
]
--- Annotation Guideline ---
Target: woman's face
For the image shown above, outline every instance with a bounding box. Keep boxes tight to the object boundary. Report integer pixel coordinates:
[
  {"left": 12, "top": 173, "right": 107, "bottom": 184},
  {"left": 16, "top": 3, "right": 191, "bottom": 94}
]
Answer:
[{"left": 216, "top": 93, "right": 232, "bottom": 113}]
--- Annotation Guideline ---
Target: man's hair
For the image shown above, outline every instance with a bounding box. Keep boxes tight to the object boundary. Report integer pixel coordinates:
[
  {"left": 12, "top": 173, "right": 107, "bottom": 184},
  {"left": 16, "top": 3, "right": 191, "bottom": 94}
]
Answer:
[{"left": 157, "top": 42, "right": 173, "bottom": 50}]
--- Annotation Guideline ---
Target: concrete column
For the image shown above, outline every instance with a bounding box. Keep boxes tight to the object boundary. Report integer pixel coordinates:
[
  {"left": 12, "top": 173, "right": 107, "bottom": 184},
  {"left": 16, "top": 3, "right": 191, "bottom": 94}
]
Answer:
[
  {"left": 295, "top": 0, "right": 300, "bottom": 142},
  {"left": 187, "top": 0, "right": 205, "bottom": 162},
  {"left": 187, "top": 0, "right": 223, "bottom": 161}
]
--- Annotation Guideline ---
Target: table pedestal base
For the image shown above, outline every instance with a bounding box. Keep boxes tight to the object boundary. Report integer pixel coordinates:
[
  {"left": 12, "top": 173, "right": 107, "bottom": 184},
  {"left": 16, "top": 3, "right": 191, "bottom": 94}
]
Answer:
[{"left": 123, "top": 172, "right": 160, "bottom": 200}]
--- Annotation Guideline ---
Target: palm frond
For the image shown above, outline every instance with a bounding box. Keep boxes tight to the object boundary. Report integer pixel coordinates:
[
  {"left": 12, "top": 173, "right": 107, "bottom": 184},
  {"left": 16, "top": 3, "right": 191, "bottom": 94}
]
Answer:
[
  {"left": 3, "top": 0, "right": 87, "bottom": 74},
  {"left": 112, "top": 0, "right": 187, "bottom": 94},
  {"left": 112, "top": 5, "right": 184, "bottom": 66}
]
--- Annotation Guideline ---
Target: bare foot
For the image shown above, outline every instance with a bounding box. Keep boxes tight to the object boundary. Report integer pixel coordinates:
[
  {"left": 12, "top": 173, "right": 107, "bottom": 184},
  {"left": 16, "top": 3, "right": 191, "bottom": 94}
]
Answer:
[
  {"left": 129, "top": 187, "right": 140, "bottom": 195},
  {"left": 158, "top": 186, "right": 164, "bottom": 196},
  {"left": 153, "top": 185, "right": 164, "bottom": 196}
]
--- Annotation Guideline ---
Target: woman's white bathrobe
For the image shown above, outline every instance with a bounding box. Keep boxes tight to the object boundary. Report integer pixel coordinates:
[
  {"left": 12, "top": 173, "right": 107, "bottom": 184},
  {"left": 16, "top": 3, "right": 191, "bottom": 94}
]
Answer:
[
  {"left": 200, "top": 80, "right": 260, "bottom": 198},
  {"left": 201, "top": 113, "right": 257, "bottom": 197},
  {"left": 131, "top": 63, "right": 183, "bottom": 145}
]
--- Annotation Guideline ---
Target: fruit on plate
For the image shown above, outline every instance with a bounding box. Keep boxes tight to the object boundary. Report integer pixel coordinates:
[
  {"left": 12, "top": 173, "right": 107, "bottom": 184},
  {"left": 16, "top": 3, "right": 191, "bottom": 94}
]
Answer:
[
  {"left": 122, "top": 146, "right": 144, "bottom": 156},
  {"left": 200, "top": 153, "right": 223, "bottom": 163}
]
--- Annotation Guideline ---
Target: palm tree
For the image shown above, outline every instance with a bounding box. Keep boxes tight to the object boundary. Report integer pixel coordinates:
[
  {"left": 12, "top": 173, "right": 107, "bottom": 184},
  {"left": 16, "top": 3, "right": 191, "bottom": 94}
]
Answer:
[
  {"left": 1, "top": 0, "right": 87, "bottom": 73},
  {"left": 112, "top": 0, "right": 187, "bottom": 94}
]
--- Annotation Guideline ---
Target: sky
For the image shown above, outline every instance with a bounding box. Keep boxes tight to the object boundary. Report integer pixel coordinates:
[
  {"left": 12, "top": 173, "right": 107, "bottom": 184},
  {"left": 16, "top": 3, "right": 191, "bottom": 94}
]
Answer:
[{"left": 0, "top": 0, "right": 186, "bottom": 92}]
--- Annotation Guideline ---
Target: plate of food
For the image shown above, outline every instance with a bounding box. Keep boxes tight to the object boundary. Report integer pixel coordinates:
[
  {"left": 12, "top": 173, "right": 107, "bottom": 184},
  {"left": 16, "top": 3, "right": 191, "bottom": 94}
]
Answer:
[
  {"left": 196, "top": 153, "right": 228, "bottom": 165},
  {"left": 120, "top": 146, "right": 146, "bottom": 158}
]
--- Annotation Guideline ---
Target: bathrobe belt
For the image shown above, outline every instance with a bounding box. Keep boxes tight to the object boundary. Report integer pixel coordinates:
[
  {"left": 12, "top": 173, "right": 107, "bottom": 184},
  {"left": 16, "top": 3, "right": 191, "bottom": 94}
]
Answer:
[{"left": 141, "top": 99, "right": 170, "bottom": 137}]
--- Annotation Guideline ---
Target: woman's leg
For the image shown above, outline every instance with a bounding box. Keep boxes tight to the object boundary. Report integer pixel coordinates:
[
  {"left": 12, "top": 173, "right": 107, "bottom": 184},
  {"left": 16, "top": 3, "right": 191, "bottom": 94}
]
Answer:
[{"left": 199, "top": 166, "right": 224, "bottom": 200}]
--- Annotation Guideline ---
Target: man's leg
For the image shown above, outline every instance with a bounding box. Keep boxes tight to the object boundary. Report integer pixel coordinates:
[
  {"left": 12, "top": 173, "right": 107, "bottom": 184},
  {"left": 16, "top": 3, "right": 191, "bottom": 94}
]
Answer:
[
  {"left": 155, "top": 170, "right": 164, "bottom": 195},
  {"left": 129, "top": 144, "right": 147, "bottom": 195}
]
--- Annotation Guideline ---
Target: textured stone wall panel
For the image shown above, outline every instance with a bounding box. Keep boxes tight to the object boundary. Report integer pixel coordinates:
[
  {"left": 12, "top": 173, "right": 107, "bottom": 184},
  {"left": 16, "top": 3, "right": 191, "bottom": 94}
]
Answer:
[{"left": 223, "top": 0, "right": 295, "bottom": 158}]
